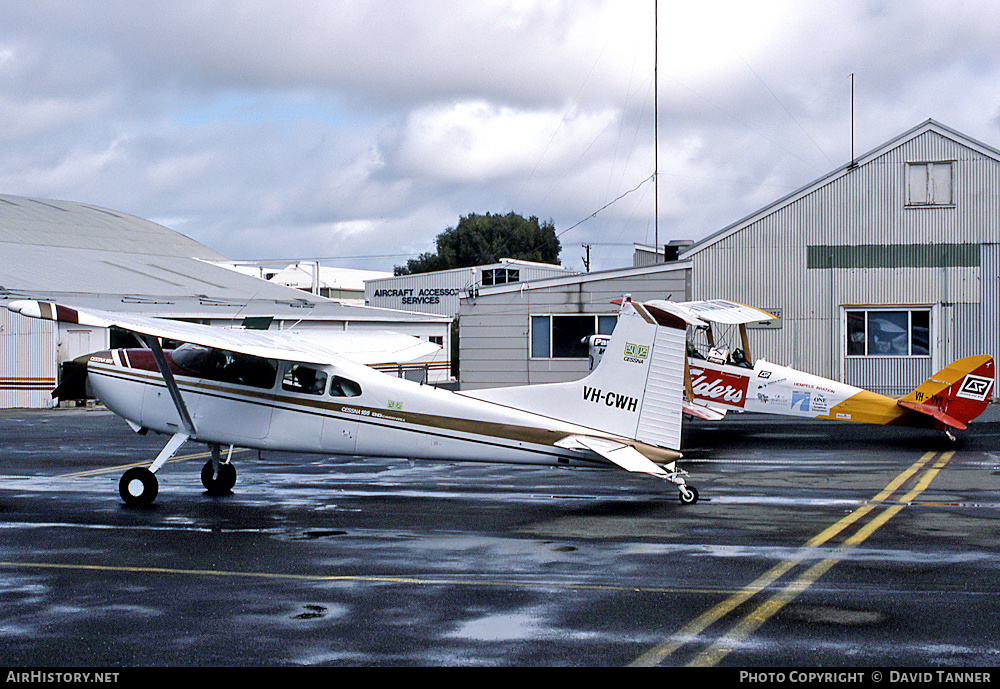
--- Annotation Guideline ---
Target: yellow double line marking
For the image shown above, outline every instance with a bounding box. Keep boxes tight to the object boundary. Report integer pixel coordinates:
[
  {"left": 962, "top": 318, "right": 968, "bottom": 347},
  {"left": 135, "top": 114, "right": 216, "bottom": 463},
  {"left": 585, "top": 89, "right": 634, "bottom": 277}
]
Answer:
[{"left": 631, "top": 450, "right": 954, "bottom": 667}]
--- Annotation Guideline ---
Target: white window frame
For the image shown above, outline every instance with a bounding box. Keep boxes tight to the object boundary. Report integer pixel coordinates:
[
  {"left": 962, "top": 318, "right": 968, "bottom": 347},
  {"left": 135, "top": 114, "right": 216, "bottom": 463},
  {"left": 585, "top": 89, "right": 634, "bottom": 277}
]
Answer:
[
  {"left": 530, "top": 314, "right": 617, "bottom": 359},
  {"left": 844, "top": 307, "right": 931, "bottom": 359},
  {"left": 906, "top": 161, "right": 953, "bottom": 206}
]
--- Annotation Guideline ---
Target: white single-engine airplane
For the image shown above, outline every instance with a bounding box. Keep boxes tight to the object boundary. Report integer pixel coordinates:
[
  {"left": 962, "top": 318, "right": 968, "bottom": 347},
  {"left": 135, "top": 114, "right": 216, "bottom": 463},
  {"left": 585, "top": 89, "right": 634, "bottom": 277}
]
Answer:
[
  {"left": 6, "top": 297, "right": 994, "bottom": 507},
  {"left": 6, "top": 297, "right": 693, "bottom": 506}
]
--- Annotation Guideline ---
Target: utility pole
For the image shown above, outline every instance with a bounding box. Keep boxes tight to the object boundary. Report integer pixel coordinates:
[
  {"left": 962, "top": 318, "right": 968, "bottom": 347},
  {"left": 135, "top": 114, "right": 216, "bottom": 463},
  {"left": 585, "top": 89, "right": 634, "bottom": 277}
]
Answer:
[
  {"left": 654, "top": 0, "right": 659, "bottom": 251},
  {"left": 849, "top": 73, "right": 856, "bottom": 168}
]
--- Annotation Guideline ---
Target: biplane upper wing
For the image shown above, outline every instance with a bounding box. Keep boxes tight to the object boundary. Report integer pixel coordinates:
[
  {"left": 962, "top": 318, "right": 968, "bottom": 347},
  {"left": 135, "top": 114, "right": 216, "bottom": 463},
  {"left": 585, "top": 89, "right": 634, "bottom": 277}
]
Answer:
[
  {"left": 651, "top": 299, "right": 777, "bottom": 325},
  {"left": 4, "top": 300, "right": 439, "bottom": 366}
]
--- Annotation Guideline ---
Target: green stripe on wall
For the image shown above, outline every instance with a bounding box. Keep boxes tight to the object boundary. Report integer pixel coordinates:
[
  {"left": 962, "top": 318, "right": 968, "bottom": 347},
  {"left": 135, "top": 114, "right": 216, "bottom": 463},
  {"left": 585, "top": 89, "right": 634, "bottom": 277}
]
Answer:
[{"left": 806, "top": 244, "right": 980, "bottom": 269}]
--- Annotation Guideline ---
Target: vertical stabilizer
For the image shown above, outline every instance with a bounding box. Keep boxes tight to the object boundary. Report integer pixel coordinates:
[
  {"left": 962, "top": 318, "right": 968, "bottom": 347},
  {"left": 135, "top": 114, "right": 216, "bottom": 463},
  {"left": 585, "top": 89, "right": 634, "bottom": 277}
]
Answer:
[
  {"left": 463, "top": 299, "right": 688, "bottom": 450},
  {"left": 897, "top": 355, "right": 995, "bottom": 429}
]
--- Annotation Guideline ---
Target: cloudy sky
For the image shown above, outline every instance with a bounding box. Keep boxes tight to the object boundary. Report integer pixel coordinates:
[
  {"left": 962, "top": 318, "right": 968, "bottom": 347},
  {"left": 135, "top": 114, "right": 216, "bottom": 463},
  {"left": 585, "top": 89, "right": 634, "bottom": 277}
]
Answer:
[{"left": 3, "top": 0, "right": 1000, "bottom": 273}]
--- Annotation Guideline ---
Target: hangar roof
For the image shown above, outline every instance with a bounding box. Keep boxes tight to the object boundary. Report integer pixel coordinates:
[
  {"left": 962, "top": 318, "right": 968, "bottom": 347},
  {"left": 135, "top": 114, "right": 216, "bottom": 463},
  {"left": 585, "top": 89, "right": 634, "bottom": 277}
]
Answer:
[
  {"left": 679, "top": 119, "right": 1000, "bottom": 258},
  {"left": 0, "top": 193, "right": 446, "bottom": 325}
]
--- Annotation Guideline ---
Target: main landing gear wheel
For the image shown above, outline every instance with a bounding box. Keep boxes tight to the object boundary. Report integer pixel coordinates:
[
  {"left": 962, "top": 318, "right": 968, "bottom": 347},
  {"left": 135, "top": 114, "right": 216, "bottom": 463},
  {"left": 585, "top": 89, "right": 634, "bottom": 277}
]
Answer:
[
  {"left": 119, "top": 467, "right": 158, "bottom": 507},
  {"left": 678, "top": 485, "right": 699, "bottom": 505},
  {"left": 201, "top": 460, "right": 237, "bottom": 495}
]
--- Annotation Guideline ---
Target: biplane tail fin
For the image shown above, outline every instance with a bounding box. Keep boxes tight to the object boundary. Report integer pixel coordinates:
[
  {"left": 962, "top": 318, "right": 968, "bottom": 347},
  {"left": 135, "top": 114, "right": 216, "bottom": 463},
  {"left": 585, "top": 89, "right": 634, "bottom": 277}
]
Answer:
[
  {"left": 463, "top": 298, "right": 688, "bottom": 451},
  {"left": 897, "top": 355, "right": 995, "bottom": 429}
]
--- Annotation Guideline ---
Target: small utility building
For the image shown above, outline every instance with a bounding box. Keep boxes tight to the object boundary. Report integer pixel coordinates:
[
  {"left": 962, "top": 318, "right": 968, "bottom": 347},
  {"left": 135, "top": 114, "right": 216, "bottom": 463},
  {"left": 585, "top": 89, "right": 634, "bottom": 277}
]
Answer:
[
  {"left": 458, "top": 262, "right": 691, "bottom": 389},
  {"left": 680, "top": 119, "right": 1000, "bottom": 397}
]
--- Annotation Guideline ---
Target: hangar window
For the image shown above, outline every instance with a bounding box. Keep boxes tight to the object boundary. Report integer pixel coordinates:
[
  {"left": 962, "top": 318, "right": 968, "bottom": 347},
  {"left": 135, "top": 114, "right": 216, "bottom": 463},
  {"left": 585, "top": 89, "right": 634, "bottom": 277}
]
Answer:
[
  {"left": 907, "top": 162, "right": 953, "bottom": 206},
  {"left": 482, "top": 268, "right": 520, "bottom": 286},
  {"left": 531, "top": 314, "right": 617, "bottom": 359},
  {"left": 846, "top": 309, "right": 930, "bottom": 357}
]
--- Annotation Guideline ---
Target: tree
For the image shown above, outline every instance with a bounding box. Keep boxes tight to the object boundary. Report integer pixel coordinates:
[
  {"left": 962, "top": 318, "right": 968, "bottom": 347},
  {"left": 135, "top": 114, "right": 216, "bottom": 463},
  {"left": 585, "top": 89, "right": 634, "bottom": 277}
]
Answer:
[{"left": 394, "top": 212, "right": 561, "bottom": 275}]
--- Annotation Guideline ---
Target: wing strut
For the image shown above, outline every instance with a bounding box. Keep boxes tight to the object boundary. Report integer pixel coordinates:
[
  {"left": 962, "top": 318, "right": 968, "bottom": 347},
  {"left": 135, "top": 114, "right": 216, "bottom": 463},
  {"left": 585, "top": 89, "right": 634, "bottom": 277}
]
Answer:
[{"left": 139, "top": 334, "right": 197, "bottom": 437}]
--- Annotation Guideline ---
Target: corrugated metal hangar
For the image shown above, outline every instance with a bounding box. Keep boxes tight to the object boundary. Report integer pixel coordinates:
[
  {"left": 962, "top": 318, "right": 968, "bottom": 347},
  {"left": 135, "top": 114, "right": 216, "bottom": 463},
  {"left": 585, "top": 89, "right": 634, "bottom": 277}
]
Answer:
[
  {"left": 679, "top": 119, "right": 1000, "bottom": 398},
  {"left": 450, "top": 119, "right": 1000, "bottom": 400},
  {"left": 0, "top": 194, "right": 450, "bottom": 408}
]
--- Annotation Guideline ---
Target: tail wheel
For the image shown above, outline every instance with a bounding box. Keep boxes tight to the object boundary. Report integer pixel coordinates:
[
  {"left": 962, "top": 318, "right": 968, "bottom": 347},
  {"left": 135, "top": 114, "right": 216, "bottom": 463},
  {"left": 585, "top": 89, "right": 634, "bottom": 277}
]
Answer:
[
  {"left": 201, "top": 460, "right": 237, "bottom": 495},
  {"left": 120, "top": 467, "right": 158, "bottom": 507},
  {"left": 679, "top": 485, "right": 699, "bottom": 505}
]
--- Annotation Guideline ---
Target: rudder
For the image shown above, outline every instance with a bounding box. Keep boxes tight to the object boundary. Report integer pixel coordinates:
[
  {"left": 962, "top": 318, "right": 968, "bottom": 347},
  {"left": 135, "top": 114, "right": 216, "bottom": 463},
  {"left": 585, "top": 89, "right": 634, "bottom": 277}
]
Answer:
[{"left": 898, "top": 355, "right": 995, "bottom": 428}]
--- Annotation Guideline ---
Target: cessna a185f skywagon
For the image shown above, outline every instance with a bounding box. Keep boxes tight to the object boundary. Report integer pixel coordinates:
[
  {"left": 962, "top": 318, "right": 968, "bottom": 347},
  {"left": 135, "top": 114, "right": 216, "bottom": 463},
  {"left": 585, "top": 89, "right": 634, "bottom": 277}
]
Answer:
[
  {"left": 6, "top": 297, "right": 693, "bottom": 506},
  {"left": 6, "top": 297, "right": 994, "bottom": 507}
]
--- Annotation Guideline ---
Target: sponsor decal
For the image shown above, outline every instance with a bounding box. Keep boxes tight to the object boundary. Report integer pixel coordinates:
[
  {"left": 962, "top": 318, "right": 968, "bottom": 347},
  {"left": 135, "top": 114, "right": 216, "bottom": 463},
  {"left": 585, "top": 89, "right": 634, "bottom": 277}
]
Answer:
[
  {"left": 791, "top": 390, "right": 812, "bottom": 412},
  {"left": 689, "top": 367, "right": 750, "bottom": 407},
  {"left": 582, "top": 386, "right": 639, "bottom": 413},
  {"left": 956, "top": 374, "right": 994, "bottom": 402},
  {"left": 623, "top": 342, "right": 649, "bottom": 364}
]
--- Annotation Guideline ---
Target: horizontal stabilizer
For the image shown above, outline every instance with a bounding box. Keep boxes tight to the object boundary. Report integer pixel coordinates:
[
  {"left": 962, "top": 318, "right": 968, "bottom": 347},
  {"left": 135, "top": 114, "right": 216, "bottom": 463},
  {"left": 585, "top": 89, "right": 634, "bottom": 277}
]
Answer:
[
  {"left": 896, "top": 400, "right": 967, "bottom": 430},
  {"left": 683, "top": 402, "right": 728, "bottom": 421},
  {"left": 561, "top": 435, "right": 673, "bottom": 479}
]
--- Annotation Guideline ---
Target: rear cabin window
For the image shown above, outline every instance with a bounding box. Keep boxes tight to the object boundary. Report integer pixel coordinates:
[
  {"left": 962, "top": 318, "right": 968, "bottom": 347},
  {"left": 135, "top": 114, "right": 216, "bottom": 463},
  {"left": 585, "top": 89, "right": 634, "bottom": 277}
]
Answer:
[
  {"left": 282, "top": 364, "right": 328, "bottom": 395},
  {"left": 171, "top": 343, "right": 277, "bottom": 389},
  {"left": 329, "top": 376, "right": 362, "bottom": 397}
]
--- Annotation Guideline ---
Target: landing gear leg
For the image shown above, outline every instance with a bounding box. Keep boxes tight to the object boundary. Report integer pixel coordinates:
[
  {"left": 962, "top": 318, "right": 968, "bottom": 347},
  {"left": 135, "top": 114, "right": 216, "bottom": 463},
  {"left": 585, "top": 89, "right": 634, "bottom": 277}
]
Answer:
[
  {"left": 119, "top": 432, "right": 189, "bottom": 507},
  {"left": 678, "top": 484, "right": 700, "bottom": 505},
  {"left": 662, "top": 462, "right": 699, "bottom": 505},
  {"left": 202, "top": 444, "right": 237, "bottom": 495}
]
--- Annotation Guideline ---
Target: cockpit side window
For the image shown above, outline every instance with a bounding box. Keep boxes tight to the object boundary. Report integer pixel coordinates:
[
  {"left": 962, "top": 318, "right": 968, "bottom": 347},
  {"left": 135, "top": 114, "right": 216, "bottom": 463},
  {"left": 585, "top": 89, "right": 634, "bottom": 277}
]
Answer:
[
  {"left": 282, "top": 364, "right": 328, "bottom": 395},
  {"left": 171, "top": 343, "right": 277, "bottom": 389},
  {"left": 329, "top": 375, "right": 362, "bottom": 398}
]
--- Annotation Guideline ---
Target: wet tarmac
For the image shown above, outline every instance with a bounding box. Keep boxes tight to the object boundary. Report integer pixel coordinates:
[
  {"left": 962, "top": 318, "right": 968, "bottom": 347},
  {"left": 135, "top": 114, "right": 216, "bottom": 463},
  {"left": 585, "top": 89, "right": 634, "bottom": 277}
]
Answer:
[{"left": 1, "top": 406, "right": 999, "bottom": 668}]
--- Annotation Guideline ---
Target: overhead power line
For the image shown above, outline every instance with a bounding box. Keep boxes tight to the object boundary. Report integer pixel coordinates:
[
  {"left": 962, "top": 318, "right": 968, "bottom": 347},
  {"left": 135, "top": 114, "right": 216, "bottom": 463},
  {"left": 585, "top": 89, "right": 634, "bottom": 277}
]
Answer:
[{"left": 558, "top": 173, "right": 655, "bottom": 238}]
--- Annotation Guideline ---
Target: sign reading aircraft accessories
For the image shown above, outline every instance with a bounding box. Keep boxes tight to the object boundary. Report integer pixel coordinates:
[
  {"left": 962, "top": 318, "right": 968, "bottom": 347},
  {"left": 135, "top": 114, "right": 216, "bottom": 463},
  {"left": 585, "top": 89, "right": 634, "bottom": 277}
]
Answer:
[{"left": 371, "top": 287, "right": 461, "bottom": 306}]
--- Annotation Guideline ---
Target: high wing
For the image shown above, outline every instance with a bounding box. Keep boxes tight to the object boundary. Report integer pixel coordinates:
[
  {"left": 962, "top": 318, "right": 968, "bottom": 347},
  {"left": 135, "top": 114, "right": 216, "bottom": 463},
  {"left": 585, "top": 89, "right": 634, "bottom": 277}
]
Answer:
[{"left": 5, "top": 300, "right": 440, "bottom": 367}]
